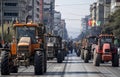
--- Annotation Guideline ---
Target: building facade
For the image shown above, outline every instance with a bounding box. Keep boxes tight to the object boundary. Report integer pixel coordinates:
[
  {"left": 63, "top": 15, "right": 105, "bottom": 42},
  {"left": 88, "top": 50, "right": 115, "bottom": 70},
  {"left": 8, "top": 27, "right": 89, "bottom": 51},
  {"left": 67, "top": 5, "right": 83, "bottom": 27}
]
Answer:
[
  {"left": 0, "top": 0, "right": 28, "bottom": 23},
  {"left": 111, "top": 0, "right": 120, "bottom": 13},
  {"left": 90, "top": 2, "right": 97, "bottom": 21},
  {"left": 104, "top": 0, "right": 111, "bottom": 23},
  {"left": 81, "top": 15, "right": 90, "bottom": 33},
  {"left": 43, "top": 0, "right": 55, "bottom": 33},
  {"left": 90, "top": 0, "right": 111, "bottom": 25},
  {"left": 27, "top": 0, "right": 40, "bottom": 23},
  {"left": 53, "top": 11, "right": 61, "bottom": 36},
  {"left": 96, "top": 0, "right": 104, "bottom": 25}
]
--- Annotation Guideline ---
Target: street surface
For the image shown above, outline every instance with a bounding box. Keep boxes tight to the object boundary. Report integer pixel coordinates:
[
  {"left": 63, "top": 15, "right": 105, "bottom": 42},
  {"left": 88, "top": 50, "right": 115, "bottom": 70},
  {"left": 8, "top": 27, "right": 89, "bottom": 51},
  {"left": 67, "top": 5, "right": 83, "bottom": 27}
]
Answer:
[{"left": 0, "top": 52, "right": 120, "bottom": 77}]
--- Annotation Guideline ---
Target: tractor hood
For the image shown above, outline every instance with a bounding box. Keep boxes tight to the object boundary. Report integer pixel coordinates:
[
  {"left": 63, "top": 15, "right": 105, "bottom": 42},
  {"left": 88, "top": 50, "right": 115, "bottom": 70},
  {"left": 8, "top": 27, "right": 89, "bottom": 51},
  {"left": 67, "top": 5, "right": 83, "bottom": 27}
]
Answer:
[{"left": 18, "top": 37, "right": 31, "bottom": 46}]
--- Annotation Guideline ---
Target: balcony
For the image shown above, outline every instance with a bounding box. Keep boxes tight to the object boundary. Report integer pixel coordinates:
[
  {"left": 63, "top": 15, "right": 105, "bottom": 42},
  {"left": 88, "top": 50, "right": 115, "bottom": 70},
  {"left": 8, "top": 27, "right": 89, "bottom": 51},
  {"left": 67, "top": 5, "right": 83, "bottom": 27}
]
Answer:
[{"left": 3, "top": 6, "right": 19, "bottom": 11}]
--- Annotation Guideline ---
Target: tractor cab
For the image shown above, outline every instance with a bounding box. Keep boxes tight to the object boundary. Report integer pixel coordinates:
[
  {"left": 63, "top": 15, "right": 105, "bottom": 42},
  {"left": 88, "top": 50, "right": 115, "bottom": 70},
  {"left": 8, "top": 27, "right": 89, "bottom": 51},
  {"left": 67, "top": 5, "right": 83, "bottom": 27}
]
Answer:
[
  {"left": 98, "top": 34, "right": 114, "bottom": 50},
  {"left": 15, "top": 25, "right": 36, "bottom": 43}
]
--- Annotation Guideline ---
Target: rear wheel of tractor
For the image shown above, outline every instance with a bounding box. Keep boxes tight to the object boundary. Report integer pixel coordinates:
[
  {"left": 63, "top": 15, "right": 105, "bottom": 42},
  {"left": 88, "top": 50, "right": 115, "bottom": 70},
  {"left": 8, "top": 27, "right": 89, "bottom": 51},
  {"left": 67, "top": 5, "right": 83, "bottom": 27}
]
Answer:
[
  {"left": 10, "top": 59, "right": 18, "bottom": 73},
  {"left": 34, "top": 51, "right": 44, "bottom": 75},
  {"left": 93, "top": 53, "right": 101, "bottom": 66},
  {"left": 62, "top": 51, "right": 65, "bottom": 60},
  {"left": 57, "top": 50, "right": 63, "bottom": 63},
  {"left": 10, "top": 66, "right": 18, "bottom": 73},
  {"left": 112, "top": 54, "right": 119, "bottom": 67},
  {"left": 1, "top": 51, "right": 10, "bottom": 75},
  {"left": 44, "top": 50, "right": 47, "bottom": 73},
  {"left": 81, "top": 49, "right": 84, "bottom": 59},
  {"left": 77, "top": 50, "right": 80, "bottom": 57},
  {"left": 65, "top": 50, "right": 67, "bottom": 56},
  {"left": 84, "top": 50, "right": 89, "bottom": 63}
]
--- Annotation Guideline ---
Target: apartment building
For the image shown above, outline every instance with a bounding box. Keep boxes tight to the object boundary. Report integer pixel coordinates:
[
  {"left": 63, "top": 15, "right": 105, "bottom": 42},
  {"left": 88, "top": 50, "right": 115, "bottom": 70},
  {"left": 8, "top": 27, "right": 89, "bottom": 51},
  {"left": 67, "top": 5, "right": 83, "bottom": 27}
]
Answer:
[
  {"left": 43, "top": 0, "right": 55, "bottom": 33},
  {"left": 53, "top": 11, "right": 61, "bottom": 36},
  {"left": 27, "top": 0, "right": 40, "bottom": 23},
  {"left": 111, "top": 0, "right": 120, "bottom": 13},
  {"left": 0, "top": 0, "right": 28, "bottom": 23}
]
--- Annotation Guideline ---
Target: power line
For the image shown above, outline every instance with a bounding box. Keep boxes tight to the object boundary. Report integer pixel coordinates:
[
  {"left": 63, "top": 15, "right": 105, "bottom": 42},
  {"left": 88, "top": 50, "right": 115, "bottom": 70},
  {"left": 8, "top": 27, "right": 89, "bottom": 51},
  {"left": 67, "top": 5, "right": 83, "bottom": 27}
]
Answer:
[
  {"left": 64, "top": 19, "right": 81, "bottom": 20},
  {"left": 55, "top": 3, "right": 90, "bottom": 6},
  {"left": 66, "top": 13, "right": 86, "bottom": 16}
]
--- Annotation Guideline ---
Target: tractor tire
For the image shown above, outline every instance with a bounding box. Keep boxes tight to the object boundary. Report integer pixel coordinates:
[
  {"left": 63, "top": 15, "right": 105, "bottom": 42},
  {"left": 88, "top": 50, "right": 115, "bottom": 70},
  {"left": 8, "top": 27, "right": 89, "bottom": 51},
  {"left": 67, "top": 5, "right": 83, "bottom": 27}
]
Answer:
[
  {"left": 10, "top": 66, "right": 18, "bottom": 73},
  {"left": 62, "top": 51, "right": 65, "bottom": 60},
  {"left": 84, "top": 50, "right": 89, "bottom": 63},
  {"left": 88, "top": 52, "right": 92, "bottom": 60},
  {"left": 65, "top": 50, "right": 67, "bottom": 56},
  {"left": 34, "top": 51, "right": 44, "bottom": 75},
  {"left": 112, "top": 54, "right": 119, "bottom": 67},
  {"left": 1, "top": 51, "right": 10, "bottom": 75},
  {"left": 81, "top": 49, "right": 84, "bottom": 59},
  {"left": 57, "top": 50, "right": 63, "bottom": 63},
  {"left": 93, "top": 53, "right": 101, "bottom": 66},
  {"left": 44, "top": 51, "right": 47, "bottom": 73},
  {"left": 77, "top": 50, "right": 80, "bottom": 57},
  {"left": 10, "top": 59, "right": 18, "bottom": 73}
]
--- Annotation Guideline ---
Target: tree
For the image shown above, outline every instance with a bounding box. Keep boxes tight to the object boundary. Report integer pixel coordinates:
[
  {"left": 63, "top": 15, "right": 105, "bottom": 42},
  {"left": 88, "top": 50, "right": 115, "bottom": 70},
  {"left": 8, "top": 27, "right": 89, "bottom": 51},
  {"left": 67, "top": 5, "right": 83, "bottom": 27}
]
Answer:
[{"left": 103, "top": 8, "right": 120, "bottom": 37}]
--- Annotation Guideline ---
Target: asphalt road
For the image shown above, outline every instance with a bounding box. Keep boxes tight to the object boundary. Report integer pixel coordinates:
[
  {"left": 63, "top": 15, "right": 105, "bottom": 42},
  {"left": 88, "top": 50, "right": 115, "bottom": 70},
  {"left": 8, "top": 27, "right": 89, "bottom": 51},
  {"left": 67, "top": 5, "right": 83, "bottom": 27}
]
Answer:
[{"left": 0, "top": 52, "right": 120, "bottom": 77}]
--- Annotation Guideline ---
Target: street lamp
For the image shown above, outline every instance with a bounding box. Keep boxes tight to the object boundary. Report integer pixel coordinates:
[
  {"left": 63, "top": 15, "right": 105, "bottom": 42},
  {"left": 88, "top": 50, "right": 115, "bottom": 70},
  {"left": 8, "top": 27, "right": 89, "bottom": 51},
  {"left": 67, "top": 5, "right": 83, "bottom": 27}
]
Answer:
[{"left": 1, "top": 0, "right": 4, "bottom": 45}]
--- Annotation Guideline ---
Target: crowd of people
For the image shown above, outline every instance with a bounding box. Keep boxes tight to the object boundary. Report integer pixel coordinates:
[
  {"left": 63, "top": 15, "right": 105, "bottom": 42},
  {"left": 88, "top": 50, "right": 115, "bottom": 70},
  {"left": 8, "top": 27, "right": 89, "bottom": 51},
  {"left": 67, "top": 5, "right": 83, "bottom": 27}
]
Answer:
[{"left": 62, "top": 40, "right": 81, "bottom": 56}]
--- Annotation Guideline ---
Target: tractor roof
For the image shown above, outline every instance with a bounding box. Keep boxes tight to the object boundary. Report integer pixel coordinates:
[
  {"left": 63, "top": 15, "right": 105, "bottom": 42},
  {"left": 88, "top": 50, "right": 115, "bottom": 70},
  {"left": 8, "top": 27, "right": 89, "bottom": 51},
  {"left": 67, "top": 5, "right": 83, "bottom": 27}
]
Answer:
[
  {"left": 86, "top": 35, "right": 97, "bottom": 39},
  {"left": 99, "top": 34, "right": 114, "bottom": 37},
  {"left": 13, "top": 23, "right": 38, "bottom": 27}
]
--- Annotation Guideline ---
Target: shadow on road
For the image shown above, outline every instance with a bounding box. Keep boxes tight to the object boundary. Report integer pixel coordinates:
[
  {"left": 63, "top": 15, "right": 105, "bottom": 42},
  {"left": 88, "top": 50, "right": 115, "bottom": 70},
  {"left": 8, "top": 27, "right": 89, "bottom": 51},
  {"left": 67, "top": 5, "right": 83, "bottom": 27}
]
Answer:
[
  {"left": 45, "top": 71, "right": 101, "bottom": 75},
  {"left": 1, "top": 71, "right": 101, "bottom": 77}
]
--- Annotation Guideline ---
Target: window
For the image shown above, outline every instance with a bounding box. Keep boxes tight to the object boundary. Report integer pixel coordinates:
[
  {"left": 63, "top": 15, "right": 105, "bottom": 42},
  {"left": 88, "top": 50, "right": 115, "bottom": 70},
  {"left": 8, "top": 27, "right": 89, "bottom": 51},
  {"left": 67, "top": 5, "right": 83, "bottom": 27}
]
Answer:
[
  {"left": 116, "top": 0, "right": 120, "bottom": 2},
  {"left": 36, "top": 8, "right": 39, "bottom": 12},
  {"left": 36, "top": 1, "right": 40, "bottom": 5},
  {"left": 36, "top": 14, "right": 39, "bottom": 18},
  {"left": 5, "top": 3, "right": 17, "bottom": 6},
  {"left": 4, "top": 13, "right": 18, "bottom": 16},
  {"left": 105, "top": 0, "right": 111, "bottom": 4},
  {"left": 16, "top": 27, "right": 36, "bottom": 43}
]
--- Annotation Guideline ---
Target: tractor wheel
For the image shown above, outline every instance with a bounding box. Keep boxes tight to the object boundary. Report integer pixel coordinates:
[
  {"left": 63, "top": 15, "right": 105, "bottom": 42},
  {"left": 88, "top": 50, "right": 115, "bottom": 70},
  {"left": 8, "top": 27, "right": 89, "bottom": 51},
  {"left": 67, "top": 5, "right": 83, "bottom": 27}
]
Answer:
[
  {"left": 101, "top": 60, "right": 104, "bottom": 63},
  {"left": 84, "top": 50, "right": 89, "bottom": 63},
  {"left": 1, "top": 51, "right": 10, "bottom": 75},
  {"left": 10, "top": 66, "right": 18, "bottom": 73},
  {"left": 93, "top": 53, "right": 101, "bottom": 66},
  {"left": 112, "top": 54, "right": 119, "bottom": 67},
  {"left": 65, "top": 50, "right": 67, "bottom": 56},
  {"left": 62, "top": 51, "right": 65, "bottom": 60},
  {"left": 57, "top": 50, "right": 63, "bottom": 63},
  {"left": 44, "top": 50, "right": 47, "bottom": 73},
  {"left": 34, "top": 51, "right": 44, "bottom": 75},
  {"left": 10, "top": 59, "right": 18, "bottom": 73},
  {"left": 81, "top": 49, "right": 84, "bottom": 59},
  {"left": 77, "top": 50, "right": 80, "bottom": 57}
]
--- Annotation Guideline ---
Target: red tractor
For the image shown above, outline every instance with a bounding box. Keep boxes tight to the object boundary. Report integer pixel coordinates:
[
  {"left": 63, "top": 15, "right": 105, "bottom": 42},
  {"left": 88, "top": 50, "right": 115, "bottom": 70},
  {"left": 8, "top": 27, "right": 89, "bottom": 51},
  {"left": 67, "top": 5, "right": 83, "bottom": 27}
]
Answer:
[{"left": 93, "top": 33, "right": 119, "bottom": 67}]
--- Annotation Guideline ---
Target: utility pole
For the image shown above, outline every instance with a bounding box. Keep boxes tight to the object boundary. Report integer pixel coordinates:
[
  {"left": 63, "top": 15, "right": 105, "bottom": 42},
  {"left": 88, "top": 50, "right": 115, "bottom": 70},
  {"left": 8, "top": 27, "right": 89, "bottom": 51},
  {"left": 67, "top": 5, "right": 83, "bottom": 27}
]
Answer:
[{"left": 1, "top": 0, "right": 4, "bottom": 45}]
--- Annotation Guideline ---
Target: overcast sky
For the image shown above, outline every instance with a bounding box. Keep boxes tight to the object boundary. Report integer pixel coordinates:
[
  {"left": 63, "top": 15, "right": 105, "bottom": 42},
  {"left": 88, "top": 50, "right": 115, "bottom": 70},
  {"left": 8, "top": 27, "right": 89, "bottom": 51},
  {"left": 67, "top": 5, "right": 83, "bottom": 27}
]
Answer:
[{"left": 55, "top": 0, "right": 96, "bottom": 39}]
